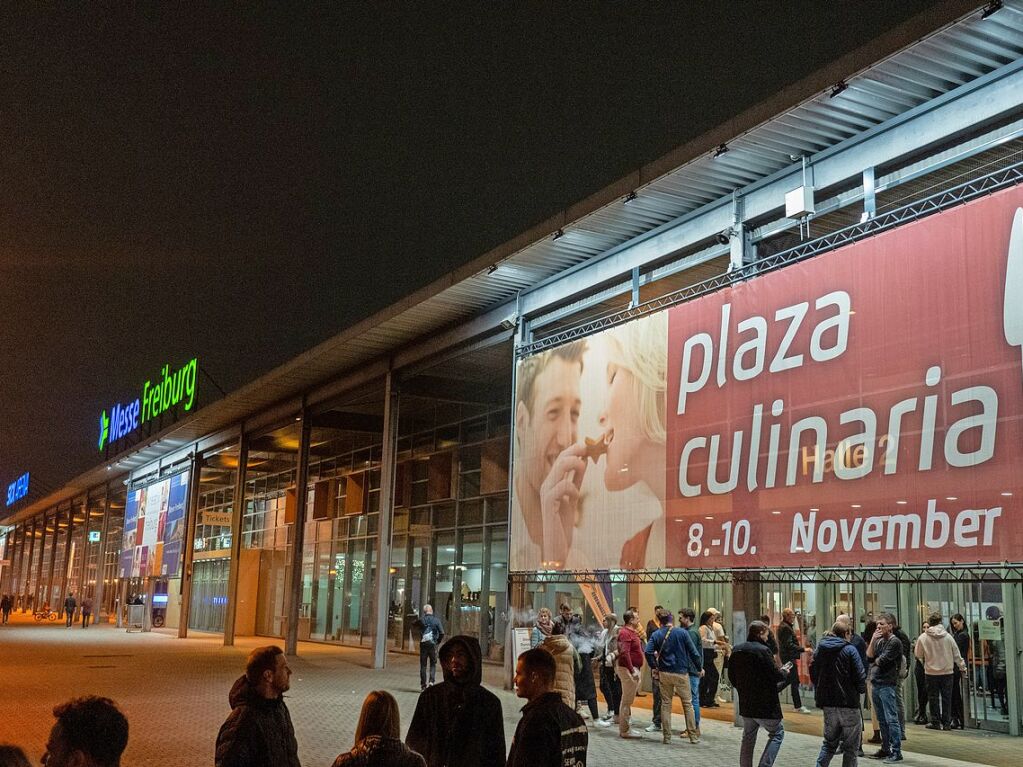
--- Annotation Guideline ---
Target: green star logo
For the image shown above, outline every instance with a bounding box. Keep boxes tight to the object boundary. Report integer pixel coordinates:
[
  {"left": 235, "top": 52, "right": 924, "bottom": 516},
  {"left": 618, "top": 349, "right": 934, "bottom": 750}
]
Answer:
[{"left": 98, "top": 410, "right": 110, "bottom": 451}]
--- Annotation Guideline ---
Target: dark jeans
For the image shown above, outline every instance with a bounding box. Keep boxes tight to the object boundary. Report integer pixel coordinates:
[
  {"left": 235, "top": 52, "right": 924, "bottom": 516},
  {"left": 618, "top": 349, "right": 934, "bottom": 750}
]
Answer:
[
  {"left": 419, "top": 641, "right": 438, "bottom": 687},
  {"left": 81, "top": 612, "right": 91, "bottom": 628},
  {"left": 599, "top": 664, "right": 622, "bottom": 715},
  {"left": 700, "top": 649, "right": 719, "bottom": 706},
  {"left": 785, "top": 659, "right": 803, "bottom": 709},
  {"left": 65, "top": 611, "right": 74, "bottom": 627},
  {"left": 925, "top": 674, "right": 954, "bottom": 726},
  {"left": 914, "top": 660, "right": 927, "bottom": 720},
  {"left": 951, "top": 673, "right": 964, "bottom": 725},
  {"left": 652, "top": 673, "right": 662, "bottom": 725}
]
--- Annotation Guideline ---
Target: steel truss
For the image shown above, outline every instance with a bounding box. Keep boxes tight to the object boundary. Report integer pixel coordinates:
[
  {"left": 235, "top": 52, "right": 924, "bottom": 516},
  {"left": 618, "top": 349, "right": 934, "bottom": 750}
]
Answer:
[
  {"left": 518, "top": 160, "right": 1023, "bottom": 358},
  {"left": 510, "top": 563, "right": 1023, "bottom": 585}
]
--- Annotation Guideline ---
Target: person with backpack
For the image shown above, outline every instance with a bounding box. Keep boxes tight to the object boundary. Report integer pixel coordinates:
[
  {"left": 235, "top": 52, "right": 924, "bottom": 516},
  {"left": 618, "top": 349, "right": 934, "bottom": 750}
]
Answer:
[
  {"left": 645, "top": 608, "right": 702, "bottom": 744},
  {"left": 416, "top": 604, "right": 444, "bottom": 692}
]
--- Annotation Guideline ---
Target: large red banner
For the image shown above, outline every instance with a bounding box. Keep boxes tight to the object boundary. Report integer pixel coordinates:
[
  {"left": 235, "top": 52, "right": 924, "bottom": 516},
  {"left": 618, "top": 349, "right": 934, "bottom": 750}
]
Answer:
[
  {"left": 510, "top": 185, "right": 1023, "bottom": 573},
  {"left": 667, "top": 185, "right": 1023, "bottom": 568}
]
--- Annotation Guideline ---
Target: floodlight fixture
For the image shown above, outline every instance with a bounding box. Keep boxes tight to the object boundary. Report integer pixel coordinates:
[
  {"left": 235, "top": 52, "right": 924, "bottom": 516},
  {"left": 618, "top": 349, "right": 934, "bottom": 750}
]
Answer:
[
  {"left": 712, "top": 143, "right": 729, "bottom": 158},
  {"left": 829, "top": 80, "right": 849, "bottom": 98}
]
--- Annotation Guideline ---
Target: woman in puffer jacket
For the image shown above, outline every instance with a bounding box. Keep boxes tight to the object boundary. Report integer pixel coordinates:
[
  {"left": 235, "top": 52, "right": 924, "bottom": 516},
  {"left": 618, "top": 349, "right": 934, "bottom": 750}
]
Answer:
[
  {"left": 332, "top": 690, "right": 426, "bottom": 767},
  {"left": 542, "top": 621, "right": 582, "bottom": 708}
]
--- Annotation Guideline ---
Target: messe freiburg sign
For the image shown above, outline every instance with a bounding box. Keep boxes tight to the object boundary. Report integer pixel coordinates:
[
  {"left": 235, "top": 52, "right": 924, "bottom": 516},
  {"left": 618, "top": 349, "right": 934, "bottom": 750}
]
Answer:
[{"left": 99, "top": 357, "right": 199, "bottom": 451}]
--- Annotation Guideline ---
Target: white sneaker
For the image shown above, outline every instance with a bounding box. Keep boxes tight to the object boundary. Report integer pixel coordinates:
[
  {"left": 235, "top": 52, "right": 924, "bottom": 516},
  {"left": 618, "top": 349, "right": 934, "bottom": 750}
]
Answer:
[
  {"left": 621, "top": 730, "right": 644, "bottom": 739},
  {"left": 797, "top": 706, "right": 812, "bottom": 714},
  {"left": 596, "top": 718, "right": 613, "bottom": 727},
  {"left": 644, "top": 723, "right": 660, "bottom": 732}
]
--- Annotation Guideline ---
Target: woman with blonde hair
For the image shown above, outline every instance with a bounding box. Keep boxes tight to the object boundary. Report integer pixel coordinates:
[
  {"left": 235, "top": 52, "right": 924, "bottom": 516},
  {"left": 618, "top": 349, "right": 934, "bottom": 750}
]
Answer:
[
  {"left": 530, "top": 607, "right": 554, "bottom": 648},
  {"left": 599, "top": 312, "right": 668, "bottom": 568},
  {"left": 332, "top": 690, "right": 426, "bottom": 767}
]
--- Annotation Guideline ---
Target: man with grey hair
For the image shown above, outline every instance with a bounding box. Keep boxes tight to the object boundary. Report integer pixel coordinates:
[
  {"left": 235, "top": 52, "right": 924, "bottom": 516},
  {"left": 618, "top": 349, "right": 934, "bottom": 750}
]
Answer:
[
  {"left": 811, "top": 620, "right": 866, "bottom": 767},
  {"left": 418, "top": 604, "right": 445, "bottom": 691}
]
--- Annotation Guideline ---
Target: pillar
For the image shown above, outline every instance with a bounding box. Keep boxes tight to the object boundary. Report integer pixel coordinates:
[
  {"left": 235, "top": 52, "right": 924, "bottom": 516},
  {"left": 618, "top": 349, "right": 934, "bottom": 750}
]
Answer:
[
  {"left": 372, "top": 372, "right": 399, "bottom": 669},
  {"left": 92, "top": 492, "right": 112, "bottom": 624},
  {"left": 78, "top": 497, "right": 93, "bottom": 602},
  {"left": 284, "top": 412, "right": 312, "bottom": 657},
  {"left": 178, "top": 450, "right": 204, "bottom": 638},
  {"left": 223, "top": 433, "right": 249, "bottom": 647}
]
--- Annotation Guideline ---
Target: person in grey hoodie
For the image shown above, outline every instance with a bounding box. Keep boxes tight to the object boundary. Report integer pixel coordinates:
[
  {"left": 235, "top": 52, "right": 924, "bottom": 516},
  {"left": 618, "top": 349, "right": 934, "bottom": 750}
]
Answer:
[
  {"left": 914, "top": 612, "right": 966, "bottom": 731},
  {"left": 810, "top": 621, "right": 866, "bottom": 767}
]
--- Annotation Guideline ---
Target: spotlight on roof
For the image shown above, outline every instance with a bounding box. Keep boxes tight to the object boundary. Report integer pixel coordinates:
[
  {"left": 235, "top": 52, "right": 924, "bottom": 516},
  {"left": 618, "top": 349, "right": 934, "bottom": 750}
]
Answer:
[
  {"left": 623, "top": 190, "right": 638, "bottom": 204},
  {"left": 981, "top": 0, "right": 1003, "bottom": 19},
  {"left": 552, "top": 229, "right": 565, "bottom": 241},
  {"left": 829, "top": 80, "right": 848, "bottom": 98},
  {"left": 486, "top": 263, "right": 498, "bottom": 275},
  {"left": 712, "top": 143, "right": 729, "bottom": 158}
]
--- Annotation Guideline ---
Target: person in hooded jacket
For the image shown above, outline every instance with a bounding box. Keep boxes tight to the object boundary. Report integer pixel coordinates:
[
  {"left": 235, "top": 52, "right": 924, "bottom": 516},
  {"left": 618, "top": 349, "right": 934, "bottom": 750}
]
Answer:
[
  {"left": 542, "top": 621, "right": 582, "bottom": 709},
  {"left": 332, "top": 690, "right": 425, "bottom": 767},
  {"left": 810, "top": 621, "right": 866, "bottom": 767},
  {"left": 215, "top": 645, "right": 300, "bottom": 767},
  {"left": 406, "top": 635, "right": 505, "bottom": 767},
  {"left": 914, "top": 612, "right": 967, "bottom": 731}
]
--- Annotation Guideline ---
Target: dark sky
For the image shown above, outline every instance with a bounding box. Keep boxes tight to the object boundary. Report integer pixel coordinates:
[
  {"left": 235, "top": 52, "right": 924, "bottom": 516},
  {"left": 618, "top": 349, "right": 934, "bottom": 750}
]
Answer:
[{"left": 0, "top": 3, "right": 941, "bottom": 507}]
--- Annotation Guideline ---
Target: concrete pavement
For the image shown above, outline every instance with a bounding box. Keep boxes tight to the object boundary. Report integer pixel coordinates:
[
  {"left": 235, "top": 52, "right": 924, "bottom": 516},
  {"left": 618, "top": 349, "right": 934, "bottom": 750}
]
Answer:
[{"left": 0, "top": 613, "right": 1010, "bottom": 766}]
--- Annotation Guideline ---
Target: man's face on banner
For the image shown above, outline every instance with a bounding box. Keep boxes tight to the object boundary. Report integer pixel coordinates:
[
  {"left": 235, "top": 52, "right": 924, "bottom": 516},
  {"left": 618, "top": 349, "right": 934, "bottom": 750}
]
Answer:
[{"left": 516, "top": 355, "right": 582, "bottom": 497}]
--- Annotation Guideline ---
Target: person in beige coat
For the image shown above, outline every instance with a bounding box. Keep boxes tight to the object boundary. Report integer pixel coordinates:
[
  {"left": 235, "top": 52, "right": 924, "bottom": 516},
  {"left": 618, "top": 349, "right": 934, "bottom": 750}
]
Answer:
[{"left": 542, "top": 622, "right": 582, "bottom": 708}]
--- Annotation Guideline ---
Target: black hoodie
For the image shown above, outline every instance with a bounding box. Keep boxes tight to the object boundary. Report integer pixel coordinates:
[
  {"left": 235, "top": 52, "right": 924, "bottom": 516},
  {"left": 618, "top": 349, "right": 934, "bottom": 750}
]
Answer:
[
  {"left": 405, "top": 635, "right": 505, "bottom": 767},
  {"left": 215, "top": 674, "right": 300, "bottom": 767}
]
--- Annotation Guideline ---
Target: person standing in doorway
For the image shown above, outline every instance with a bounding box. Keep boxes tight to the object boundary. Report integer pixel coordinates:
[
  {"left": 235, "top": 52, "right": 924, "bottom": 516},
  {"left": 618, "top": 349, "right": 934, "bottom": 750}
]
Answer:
[
  {"left": 811, "top": 620, "right": 866, "bottom": 767},
  {"left": 80, "top": 595, "right": 94, "bottom": 628},
  {"left": 777, "top": 608, "right": 810, "bottom": 714},
  {"left": 949, "top": 614, "right": 970, "bottom": 729},
  {"left": 698, "top": 610, "right": 720, "bottom": 708},
  {"left": 729, "top": 620, "right": 791, "bottom": 767},
  {"left": 867, "top": 613, "right": 904, "bottom": 763},
  {"left": 914, "top": 612, "right": 966, "bottom": 731},
  {"left": 615, "top": 609, "right": 644, "bottom": 739},
  {"left": 63, "top": 592, "right": 77, "bottom": 629},
  {"left": 417, "top": 604, "right": 444, "bottom": 692}
]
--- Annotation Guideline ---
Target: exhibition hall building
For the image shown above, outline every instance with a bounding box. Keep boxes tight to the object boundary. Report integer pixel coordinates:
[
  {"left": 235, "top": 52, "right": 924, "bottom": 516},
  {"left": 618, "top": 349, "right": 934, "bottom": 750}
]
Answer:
[{"left": 3, "top": 0, "right": 1023, "bottom": 737}]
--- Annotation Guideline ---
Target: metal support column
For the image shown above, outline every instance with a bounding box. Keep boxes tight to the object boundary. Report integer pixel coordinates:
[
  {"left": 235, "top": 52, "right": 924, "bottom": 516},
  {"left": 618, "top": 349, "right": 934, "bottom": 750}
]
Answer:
[
  {"left": 728, "top": 193, "right": 745, "bottom": 272},
  {"left": 92, "top": 492, "right": 112, "bottom": 624},
  {"left": 285, "top": 412, "right": 312, "bottom": 657},
  {"left": 59, "top": 505, "right": 75, "bottom": 607},
  {"left": 44, "top": 511, "right": 59, "bottom": 608},
  {"left": 372, "top": 372, "right": 400, "bottom": 669},
  {"left": 223, "top": 432, "right": 249, "bottom": 646},
  {"left": 23, "top": 520, "right": 37, "bottom": 610},
  {"left": 178, "top": 449, "right": 204, "bottom": 639},
  {"left": 630, "top": 267, "right": 641, "bottom": 309},
  {"left": 863, "top": 166, "right": 876, "bottom": 220},
  {"left": 78, "top": 496, "right": 93, "bottom": 601}
]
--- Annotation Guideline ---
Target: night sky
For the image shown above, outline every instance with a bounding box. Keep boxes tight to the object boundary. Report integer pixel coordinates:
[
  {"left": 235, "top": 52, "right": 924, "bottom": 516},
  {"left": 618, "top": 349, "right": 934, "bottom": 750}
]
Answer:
[{"left": 0, "top": 3, "right": 940, "bottom": 508}]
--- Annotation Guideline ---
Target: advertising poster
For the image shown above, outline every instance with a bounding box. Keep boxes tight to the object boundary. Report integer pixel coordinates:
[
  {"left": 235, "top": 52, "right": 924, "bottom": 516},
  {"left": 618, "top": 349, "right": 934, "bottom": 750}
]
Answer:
[
  {"left": 118, "top": 490, "right": 141, "bottom": 578},
  {"left": 511, "top": 184, "right": 1023, "bottom": 572},
  {"left": 117, "top": 471, "right": 190, "bottom": 579},
  {"left": 160, "top": 473, "right": 189, "bottom": 577}
]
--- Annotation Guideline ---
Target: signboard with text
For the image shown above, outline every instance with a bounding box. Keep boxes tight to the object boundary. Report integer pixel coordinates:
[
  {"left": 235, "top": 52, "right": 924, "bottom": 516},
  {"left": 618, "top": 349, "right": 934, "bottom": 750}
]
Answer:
[
  {"left": 118, "top": 472, "right": 190, "bottom": 579},
  {"left": 510, "top": 184, "right": 1023, "bottom": 571}
]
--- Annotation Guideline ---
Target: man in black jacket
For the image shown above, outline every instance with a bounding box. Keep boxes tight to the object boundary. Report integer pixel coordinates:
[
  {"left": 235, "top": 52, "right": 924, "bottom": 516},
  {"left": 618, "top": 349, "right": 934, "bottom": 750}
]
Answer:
[
  {"left": 728, "top": 621, "right": 790, "bottom": 767},
  {"left": 776, "top": 608, "right": 810, "bottom": 713},
  {"left": 508, "top": 647, "right": 587, "bottom": 767},
  {"left": 417, "top": 604, "right": 445, "bottom": 691},
  {"left": 406, "top": 635, "right": 505, "bottom": 767},
  {"left": 811, "top": 621, "right": 866, "bottom": 767},
  {"left": 867, "top": 613, "right": 904, "bottom": 763},
  {"left": 215, "top": 645, "right": 300, "bottom": 767}
]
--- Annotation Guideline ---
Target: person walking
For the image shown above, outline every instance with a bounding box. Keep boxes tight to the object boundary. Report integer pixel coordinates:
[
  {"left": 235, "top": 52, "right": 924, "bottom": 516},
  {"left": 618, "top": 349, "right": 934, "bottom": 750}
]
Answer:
[
  {"left": 331, "top": 690, "right": 425, "bottom": 767},
  {"left": 42, "top": 696, "right": 129, "bottom": 767},
  {"left": 949, "top": 613, "right": 970, "bottom": 729},
  {"left": 914, "top": 612, "right": 967, "bottom": 731},
  {"left": 645, "top": 607, "right": 701, "bottom": 744},
  {"left": 866, "top": 613, "right": 904, "bottom": 763},
  {"left": 811, "top": 620, "right": 866, "bottom": 767},
  {"left": 541, "top": 622, "right": 581, "bottom": 709},
  {"left": 63, "top": 592, "right": 77, "bottom": 628},
  {"left": 80, "top": 595, "right": 94, "bottom": 628},
  {"left": 530, "top": 607, "right": 553, "bottom": 648},
  {"left": 508, "top": 647, "right": 588, "bottom": 767},
  {"left": 406, "top": 635, "right": 505, "bottom": 767},
  {"left": 416, "top": 604, "right": 444, "bottom": 692},
  {"left": 777, "top": 608, "right": 811, "bottom": 713},
  {"left": 0, "top": 594, "right": 12, "bottom": 625},
  {"left": 595, "top": 613, "right": 621, "bottom": 726},
  {"left": 615, "top": 608, "right": 645, "bottom": 739},
  {"left": 728, "top": 620, "right": 791, "bottom": 767},
  {"left": 215, "top": 645, "right": 300, "bottom": 767}
]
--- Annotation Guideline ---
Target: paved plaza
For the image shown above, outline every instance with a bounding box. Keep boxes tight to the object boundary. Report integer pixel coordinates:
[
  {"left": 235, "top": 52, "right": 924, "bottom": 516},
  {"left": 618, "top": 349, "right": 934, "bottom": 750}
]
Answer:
[{"left": 0, "top": 613, "right": 1013, "bottom": 766}]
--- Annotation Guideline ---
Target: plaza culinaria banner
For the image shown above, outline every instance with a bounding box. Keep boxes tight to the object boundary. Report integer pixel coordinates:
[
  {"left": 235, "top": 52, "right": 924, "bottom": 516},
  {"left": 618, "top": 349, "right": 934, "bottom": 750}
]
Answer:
[
  {"left": 510, "top": 183, "right": 1023, "bottom": 572},
  {"left": 118, "top": 472, "right": 189, "bottom": 579}
]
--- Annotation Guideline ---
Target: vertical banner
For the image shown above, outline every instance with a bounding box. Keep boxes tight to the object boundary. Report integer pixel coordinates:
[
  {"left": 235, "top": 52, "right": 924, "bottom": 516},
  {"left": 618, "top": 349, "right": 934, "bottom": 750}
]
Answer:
[
  {"left": 117, "top": 472, "right": 189, "bottom": 580},
  {"left": 511, "top": 184, "right": 1023, "bottom": 572}
]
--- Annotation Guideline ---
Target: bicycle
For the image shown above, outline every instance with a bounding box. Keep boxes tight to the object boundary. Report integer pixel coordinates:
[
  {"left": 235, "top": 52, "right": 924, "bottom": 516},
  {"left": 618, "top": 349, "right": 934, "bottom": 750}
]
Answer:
[{"left": 33, "top": 609, "right": 58, "bottom": 622}]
